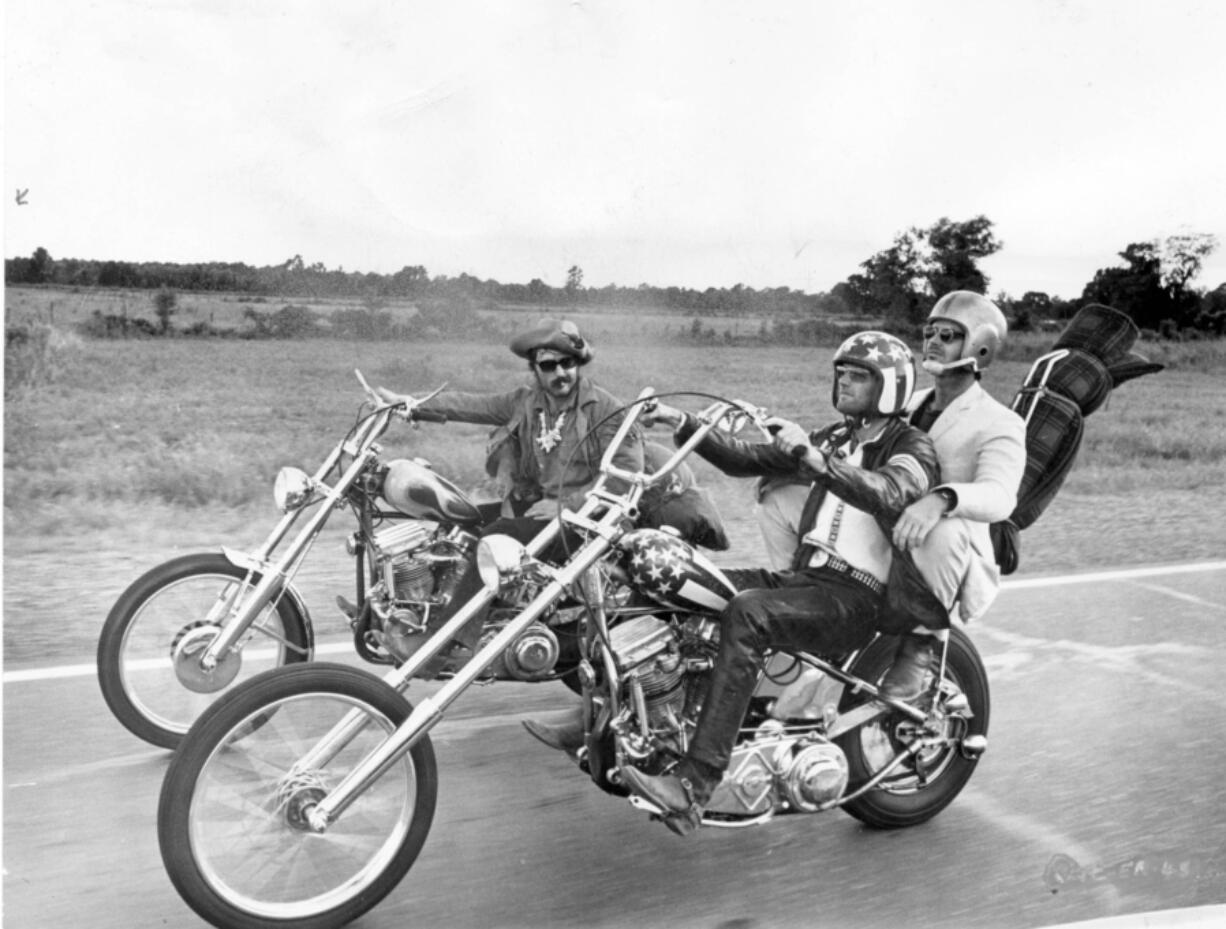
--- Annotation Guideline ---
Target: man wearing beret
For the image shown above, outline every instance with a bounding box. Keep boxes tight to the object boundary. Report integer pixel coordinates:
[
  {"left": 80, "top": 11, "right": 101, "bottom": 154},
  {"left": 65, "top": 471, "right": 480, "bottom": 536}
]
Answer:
[
  {"left": 380, "top": 317, "right": 642, "bottom": 518},
  {"left": 375, "top": 319, "right": 643, "bottom": 649}
]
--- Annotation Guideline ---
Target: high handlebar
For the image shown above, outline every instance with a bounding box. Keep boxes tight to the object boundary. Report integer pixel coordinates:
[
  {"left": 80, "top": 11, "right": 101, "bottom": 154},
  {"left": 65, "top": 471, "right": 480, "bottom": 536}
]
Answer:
[
  {"left": 599, "top": 389, "right": 774, "bottom": 490},
  {"left": 353, "top": 370, "right": 448, "bottom": 424},
  {"left": 349, "top": 369, "right": 779, "bottom": 492}
]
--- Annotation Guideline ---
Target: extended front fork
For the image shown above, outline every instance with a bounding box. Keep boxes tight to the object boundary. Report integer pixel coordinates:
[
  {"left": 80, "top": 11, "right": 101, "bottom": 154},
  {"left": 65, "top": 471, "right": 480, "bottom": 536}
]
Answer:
[{"left": 293, "top": 501, "right": 629, "bottom": 832}]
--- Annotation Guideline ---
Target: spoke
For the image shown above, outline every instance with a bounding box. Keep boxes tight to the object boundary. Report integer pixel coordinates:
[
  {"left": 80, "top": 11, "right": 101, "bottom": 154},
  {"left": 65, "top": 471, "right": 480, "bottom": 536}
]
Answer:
[{"left": 185, "top": 687, "right": 421, "bottom": 918}]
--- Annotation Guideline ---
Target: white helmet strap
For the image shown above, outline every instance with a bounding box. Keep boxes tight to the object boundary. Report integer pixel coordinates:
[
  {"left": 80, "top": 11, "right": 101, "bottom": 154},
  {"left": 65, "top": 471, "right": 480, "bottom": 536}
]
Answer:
[{"left": 922, "top": 357, "right": 979, "bottom": 376}]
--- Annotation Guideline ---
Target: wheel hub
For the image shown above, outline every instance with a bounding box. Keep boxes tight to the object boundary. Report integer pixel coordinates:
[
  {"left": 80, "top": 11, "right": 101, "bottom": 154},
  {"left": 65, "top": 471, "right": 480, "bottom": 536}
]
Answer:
[
  {"left": 171, "top": 623, "right": 242, "bottom": 693},
  {"left": 277, "top": 770, "right": 330, "bottom": 831}
]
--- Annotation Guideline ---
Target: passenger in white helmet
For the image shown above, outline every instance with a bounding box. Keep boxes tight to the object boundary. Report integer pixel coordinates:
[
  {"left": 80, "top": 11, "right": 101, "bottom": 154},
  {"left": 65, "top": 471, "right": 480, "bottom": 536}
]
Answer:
[{"left": 878, "top": 291, "right": 1026, "bottom": 699}]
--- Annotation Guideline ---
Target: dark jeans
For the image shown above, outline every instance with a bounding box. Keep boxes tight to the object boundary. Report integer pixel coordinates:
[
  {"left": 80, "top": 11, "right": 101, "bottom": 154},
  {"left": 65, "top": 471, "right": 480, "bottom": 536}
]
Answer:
[{"left": 687, "top": 566, "right": 881, "bottom": 773}]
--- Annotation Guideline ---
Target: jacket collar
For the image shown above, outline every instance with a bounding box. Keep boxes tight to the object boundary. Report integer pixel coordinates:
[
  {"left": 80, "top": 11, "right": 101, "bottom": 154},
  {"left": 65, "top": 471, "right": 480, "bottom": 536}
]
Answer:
[
  {"left": 923, "top": 381, "right": 986, "bottom": 440},
  {"left": 851, "top": 415, "right": 909, "bottom": 451}
]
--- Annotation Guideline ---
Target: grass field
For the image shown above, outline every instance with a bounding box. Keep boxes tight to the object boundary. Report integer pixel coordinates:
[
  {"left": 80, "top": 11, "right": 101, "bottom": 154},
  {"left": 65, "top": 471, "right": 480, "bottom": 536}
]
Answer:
[
  {"left": 5, "top": 290, "right": 1226, "bottom": 663},
  {"left": 1, "top": 284, "right": 777, "bottom": 346}
]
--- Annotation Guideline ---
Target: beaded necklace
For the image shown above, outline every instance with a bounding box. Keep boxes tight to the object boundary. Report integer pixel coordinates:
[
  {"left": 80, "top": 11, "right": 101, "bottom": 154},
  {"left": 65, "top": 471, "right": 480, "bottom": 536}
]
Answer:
[{"left": 536, "top": 409, "right": 567, "bottom": 453}]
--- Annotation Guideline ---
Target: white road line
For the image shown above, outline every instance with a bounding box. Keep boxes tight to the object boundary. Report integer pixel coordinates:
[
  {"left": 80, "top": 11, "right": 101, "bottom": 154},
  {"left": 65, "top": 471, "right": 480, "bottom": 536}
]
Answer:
[
  {"left": 1129, "top": 582, "right": 1226, "bottom": 611},
  {"left": 973, "top": 626, "right": 1226, "bottom": 708},
  {"left": 7, "top": 748, "right": 170, "bottom": 788},
  {"left": 5, "top": 560, "right": 1223, "bottom": 686},
  {"left": 3, "top": 641, "right": 353, "bottom": 684},
  {"left": 999, "top": 561, "right": 1226, "bottom": 590}
]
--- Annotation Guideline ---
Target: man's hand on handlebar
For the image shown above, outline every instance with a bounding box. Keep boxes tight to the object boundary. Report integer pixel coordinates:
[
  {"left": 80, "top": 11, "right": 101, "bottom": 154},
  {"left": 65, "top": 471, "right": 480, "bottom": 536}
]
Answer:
[
  {"left": 369, "top": 386, "right": 448, "bottom": 424},
  {"left": 766, "top": 416, "right": 825, "bottom": 472},
  {"left": 374, "top": 386, "right": 415, "bottom": 409},
  {"left": 640, "top": 401, "right": 685, "bottom": 429}
]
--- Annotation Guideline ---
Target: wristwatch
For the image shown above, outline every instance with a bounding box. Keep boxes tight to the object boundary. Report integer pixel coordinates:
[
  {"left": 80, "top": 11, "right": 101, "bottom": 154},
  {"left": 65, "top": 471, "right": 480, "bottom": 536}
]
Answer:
[{"left": 935, "top": 487, "right": 957, "bottom": 513}]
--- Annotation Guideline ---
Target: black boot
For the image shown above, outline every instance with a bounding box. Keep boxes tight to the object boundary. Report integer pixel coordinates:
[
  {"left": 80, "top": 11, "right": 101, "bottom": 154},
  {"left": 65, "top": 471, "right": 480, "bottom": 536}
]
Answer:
[
  {"left": 619, "top": 759, "right": 722, "bottom": 836},
  {"left": 522, "top": 706, "right": 586, "bottom": 753},
  {"left": 879, "top": 632, "right": 939, "bottom": 702}
]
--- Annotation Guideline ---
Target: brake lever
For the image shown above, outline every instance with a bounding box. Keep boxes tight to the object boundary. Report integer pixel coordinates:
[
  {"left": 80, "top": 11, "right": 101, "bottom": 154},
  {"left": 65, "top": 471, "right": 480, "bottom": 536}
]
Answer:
[
  {"left": 729, "top": 399, "right": 772, "bottom": 437},
  {"left": 416, "top": 383, "right": 448, "bottom": 406},
  {"left": 353, "top": 369, "right": 381, "bottom": 407}
]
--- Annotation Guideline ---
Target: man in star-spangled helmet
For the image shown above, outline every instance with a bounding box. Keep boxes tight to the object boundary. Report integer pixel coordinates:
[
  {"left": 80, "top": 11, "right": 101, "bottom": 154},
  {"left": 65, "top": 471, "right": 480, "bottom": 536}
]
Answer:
[
  {"left": 603, "top": 331, "right": 945, "bottom": 834},
  {"left": 754, "top": 298, "right": 1026, "bottom": 701},
  {"left": 829, "top": 329, "right": 918, "bottom": 418}
]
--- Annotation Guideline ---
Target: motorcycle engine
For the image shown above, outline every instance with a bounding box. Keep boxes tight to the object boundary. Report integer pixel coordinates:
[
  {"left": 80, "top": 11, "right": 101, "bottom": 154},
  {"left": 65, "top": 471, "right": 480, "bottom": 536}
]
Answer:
[
  {"left": 374, "top": 521, "right": 438, "bottom": 600},
  {"left": 361, "top": 521, "right": 477, "bottom": 665},
  {"left": 610, "top": 615, "right": 687, "bottom": 730},
  {"left": 705, "top": 726, "right": 849, "bottom": 817},
  {"left": 475, "top": 618, "right": 561, "bottom": 681}
]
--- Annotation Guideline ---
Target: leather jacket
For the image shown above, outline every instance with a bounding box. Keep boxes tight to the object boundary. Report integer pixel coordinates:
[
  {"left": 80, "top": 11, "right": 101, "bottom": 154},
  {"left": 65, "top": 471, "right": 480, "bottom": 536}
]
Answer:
[
  {"left": 675, "top": 413, "right": 949, "bottom": 631},
  {"left": 422, "top": 377, "right": 643, "bottom": 512}
]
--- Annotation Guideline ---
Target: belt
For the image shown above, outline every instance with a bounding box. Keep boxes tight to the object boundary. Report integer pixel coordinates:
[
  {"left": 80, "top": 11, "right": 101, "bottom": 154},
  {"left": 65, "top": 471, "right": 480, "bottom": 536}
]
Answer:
[{"left": 808, "top": 551, "right": 886, "bottom": 596}]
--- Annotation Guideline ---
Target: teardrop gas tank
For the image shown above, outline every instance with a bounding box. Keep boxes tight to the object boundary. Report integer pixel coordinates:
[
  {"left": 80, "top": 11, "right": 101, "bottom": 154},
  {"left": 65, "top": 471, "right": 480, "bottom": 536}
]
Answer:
[
  {"left": 381, "top": 459, "right": 483, "bottom": 527},
  {"left": 616, "top": 528, "right": 738, "bottom": 614}
]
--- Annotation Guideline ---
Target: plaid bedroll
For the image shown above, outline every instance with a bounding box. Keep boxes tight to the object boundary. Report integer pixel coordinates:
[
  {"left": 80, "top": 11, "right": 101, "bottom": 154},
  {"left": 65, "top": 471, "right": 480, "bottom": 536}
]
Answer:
[{"left": 991, "top": 304, "right": 1163, "bottom": 574}]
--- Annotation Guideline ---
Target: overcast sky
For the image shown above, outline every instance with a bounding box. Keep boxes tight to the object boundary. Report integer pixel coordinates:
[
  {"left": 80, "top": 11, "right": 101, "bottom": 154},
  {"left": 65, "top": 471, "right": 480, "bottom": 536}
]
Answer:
[{"left": 5, "top": 0, "right": 1225, "bottom": 300}]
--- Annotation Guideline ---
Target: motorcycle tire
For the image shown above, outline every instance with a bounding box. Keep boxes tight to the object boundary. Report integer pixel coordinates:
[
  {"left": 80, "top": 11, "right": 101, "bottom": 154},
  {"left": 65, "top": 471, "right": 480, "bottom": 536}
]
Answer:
[
  {"left": 159, "top": 663, "right": 438, "bottom": 929},
  {"left": 97, "top": 552, "right": 312, "bottom": 750},
  {"left": 835, "top": 626, "right": 989, "bottom": 829}
]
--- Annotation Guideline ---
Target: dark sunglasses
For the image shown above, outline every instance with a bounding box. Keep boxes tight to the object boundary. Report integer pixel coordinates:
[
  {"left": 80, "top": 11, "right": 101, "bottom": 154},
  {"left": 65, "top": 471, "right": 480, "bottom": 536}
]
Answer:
[
  {"left": 535, "top": 356, "right": 578, "bottom": 373},
  {"left": 923, "top": 324, "right": 964, "bottom": 344}
]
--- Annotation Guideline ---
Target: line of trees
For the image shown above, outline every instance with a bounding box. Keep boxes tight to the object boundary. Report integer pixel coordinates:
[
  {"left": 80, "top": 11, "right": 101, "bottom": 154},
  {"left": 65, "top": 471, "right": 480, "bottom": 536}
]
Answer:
[
  {"left": 830, "top": 218, "right": 1223, "bottom": 335},
  {"left": 7, "top": 221, "right": 1224, "bottom": 336},
  {"left": 4, "top": 249, "right": 830, "bottom": 318}
]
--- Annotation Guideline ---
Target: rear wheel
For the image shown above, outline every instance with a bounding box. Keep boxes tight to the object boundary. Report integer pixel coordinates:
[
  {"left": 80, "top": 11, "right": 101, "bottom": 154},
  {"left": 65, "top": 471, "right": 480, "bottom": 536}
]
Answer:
[
  {"left": 158, "top": 663, "right": 437, "bottom": 929},
  {"left": 97, "top": 553, "right": 312, "bottom": 749},
  {"left": 835, "top": 627, "right": 989, "bottom": 828}
]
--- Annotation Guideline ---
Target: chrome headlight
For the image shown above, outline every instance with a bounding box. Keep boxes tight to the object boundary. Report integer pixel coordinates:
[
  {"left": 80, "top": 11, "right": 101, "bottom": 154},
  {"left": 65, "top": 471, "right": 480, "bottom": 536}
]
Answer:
[
  {"left": 273, "top": 467, "right": 314, "bottom": 512},
  {"left": 476, "top": 534, "right": 529, "bottom": 589}
]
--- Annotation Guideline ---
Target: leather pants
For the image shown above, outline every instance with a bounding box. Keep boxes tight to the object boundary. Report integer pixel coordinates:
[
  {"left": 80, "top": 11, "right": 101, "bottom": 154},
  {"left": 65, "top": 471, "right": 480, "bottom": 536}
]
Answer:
[{"left": 686, "top": 566, "right": 881, "bottom": 773}]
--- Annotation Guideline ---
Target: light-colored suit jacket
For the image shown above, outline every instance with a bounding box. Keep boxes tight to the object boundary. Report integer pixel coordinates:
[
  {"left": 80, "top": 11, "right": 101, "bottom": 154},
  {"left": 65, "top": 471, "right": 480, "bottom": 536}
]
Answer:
[{"left": 908, "top": 383, "right": 1026, "bottom": 619}]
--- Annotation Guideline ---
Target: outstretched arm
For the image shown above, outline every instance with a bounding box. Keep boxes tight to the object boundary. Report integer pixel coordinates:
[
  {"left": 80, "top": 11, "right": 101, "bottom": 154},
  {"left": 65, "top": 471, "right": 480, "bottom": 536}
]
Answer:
[
  {"left": 659, "top": 409, "right": 803, "bottom": 480},
  {"left": 374, "top": 386, "right": 519, "bottom": 426}
]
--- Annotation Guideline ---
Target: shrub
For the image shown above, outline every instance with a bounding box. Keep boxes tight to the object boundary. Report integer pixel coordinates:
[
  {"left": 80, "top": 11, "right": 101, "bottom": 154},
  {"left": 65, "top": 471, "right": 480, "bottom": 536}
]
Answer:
[
  {"left": 4, "top": 323, "right": 82, "bottom": 398},
  {"left": 77, "top": 310, "right": 159, "bottom": 339},
  {"left": 153, "top": 287, "right": 178, "bottom": 334},
  {"left": 242, "top": 304, "right": 321, "bottom": 338}
]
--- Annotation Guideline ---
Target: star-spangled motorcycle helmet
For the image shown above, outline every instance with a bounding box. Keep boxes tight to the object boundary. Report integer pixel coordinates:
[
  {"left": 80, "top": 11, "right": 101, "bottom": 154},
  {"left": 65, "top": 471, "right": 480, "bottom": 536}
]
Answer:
[
  {"left": 927, "top": 291, "right": 1008, "bottom": 373},
  {"left": 615, "top": 528, "right": 738, "bottom": 614},
  {"left": 830, "top": 331, "right": 917, "bottom": 417}
]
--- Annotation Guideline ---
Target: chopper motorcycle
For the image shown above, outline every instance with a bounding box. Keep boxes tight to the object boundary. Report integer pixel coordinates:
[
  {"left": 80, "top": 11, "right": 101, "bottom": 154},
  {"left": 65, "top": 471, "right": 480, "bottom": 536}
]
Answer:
[
  {"left": 100, "top": 373, "right": 691, "bottom": 750},
  {"left": 157, "top": 388, "right": 990, "bottom": 929}
]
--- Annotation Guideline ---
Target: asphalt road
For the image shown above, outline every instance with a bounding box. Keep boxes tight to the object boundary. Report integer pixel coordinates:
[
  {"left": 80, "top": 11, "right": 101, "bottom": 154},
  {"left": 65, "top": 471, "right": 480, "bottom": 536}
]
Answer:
[{"left": 4, "top": 561, "right": 1226, "bottom": 929}]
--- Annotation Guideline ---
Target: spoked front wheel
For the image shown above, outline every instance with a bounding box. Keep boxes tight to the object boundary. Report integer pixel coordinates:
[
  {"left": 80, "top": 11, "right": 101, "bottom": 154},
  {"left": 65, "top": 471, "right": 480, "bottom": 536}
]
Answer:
[
  {"left": 97, "top": 552, "right": 312, "bottom": 749},
  {"left": 158, "top": 663, "right": 437, "bottom": 929},
  {"left": 835, "top": 626, "right": 989, "bottom": 829}
]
